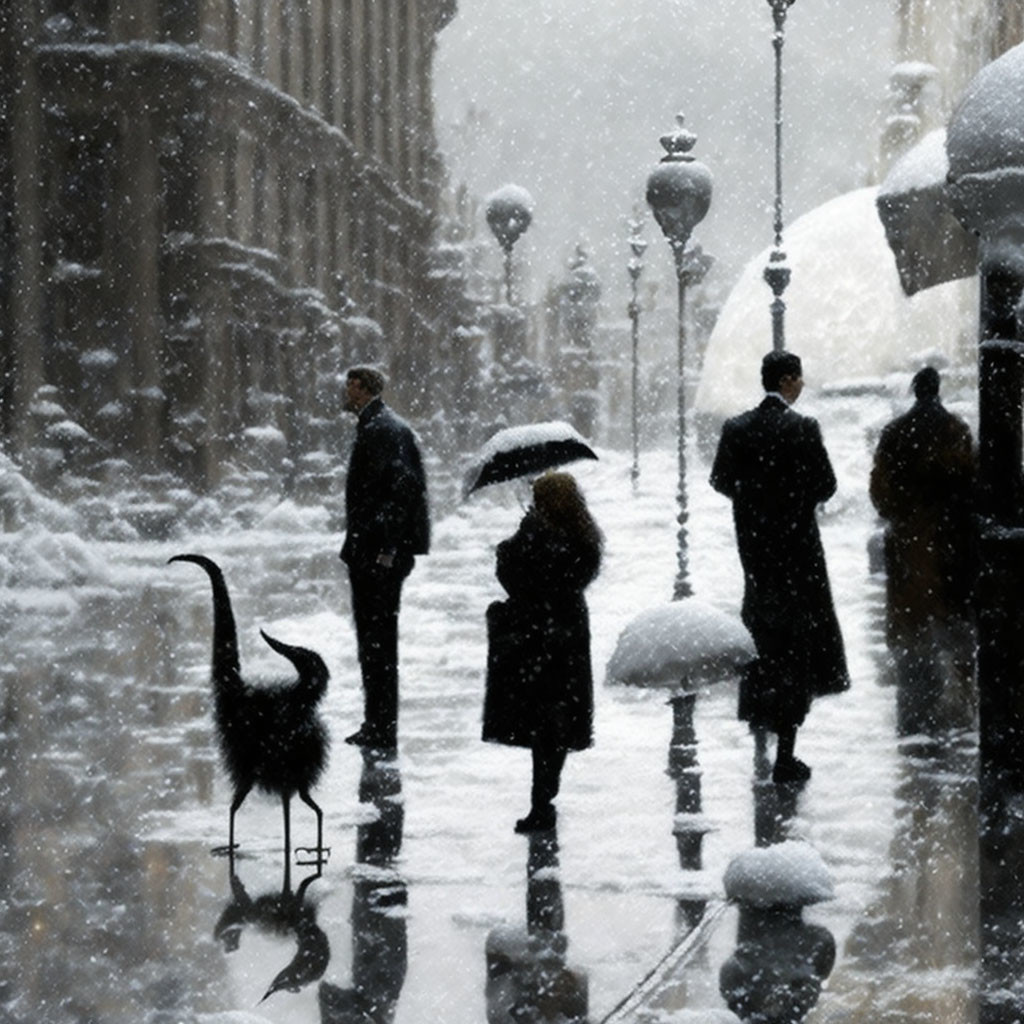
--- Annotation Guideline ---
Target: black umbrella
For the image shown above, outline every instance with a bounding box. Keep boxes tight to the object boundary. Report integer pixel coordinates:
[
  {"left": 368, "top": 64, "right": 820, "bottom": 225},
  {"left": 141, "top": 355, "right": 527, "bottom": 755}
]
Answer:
[{"left": 463, "top": 421, "right": 598, "bottom": 497}]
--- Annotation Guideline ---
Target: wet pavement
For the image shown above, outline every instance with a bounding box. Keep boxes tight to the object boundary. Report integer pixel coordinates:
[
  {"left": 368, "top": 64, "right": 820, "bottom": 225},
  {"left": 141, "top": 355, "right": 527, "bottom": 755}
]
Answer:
[{"left": 0, "top": 395, "right": 1013, "bottom": 1023}]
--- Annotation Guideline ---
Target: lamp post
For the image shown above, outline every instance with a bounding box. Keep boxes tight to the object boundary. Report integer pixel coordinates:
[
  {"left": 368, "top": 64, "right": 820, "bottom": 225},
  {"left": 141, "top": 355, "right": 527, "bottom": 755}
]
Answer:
[
  {"left": 764, "top": 0, "right": 795, "bottom": 352},
  {"left": 626, "top": 217, "right": 648, "bottom": 490},
  {"left": 485, "top": 185, "right": 534, "bottom": 305},
  {"left": 945, "top": 43, "right": 1024, "bottom": 804},
  {"left": 646, "top": 114, "right": 713, "bottom": 601}
]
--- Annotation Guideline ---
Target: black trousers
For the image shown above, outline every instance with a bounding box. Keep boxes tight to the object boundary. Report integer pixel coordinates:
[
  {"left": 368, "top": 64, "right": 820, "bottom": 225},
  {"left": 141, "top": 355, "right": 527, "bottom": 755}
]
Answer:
[
  {"left": 531, "top": 746, "right": 568, "bottom": 810},
  {"left": 349, "top": 564, "right": 409, "bottom": 745}
]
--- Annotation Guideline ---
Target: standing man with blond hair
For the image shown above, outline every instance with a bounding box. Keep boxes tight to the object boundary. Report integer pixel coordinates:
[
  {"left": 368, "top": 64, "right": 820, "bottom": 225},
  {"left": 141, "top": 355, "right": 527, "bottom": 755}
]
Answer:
[{"left": 341, "top": 366, "right": 430, "bottom": 751}]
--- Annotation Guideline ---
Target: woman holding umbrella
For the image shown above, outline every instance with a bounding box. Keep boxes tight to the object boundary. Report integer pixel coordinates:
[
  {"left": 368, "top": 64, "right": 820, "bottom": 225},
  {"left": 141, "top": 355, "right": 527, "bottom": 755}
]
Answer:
[{"left": 483, "top": 471, "right": 603, "bottom": 833}]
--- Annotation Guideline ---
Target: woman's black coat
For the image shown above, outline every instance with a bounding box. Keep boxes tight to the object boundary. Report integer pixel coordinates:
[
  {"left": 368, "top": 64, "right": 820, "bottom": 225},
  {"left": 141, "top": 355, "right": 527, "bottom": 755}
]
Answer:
[{"left": 483, "top": 510, "right": 600, "bottom": 751}]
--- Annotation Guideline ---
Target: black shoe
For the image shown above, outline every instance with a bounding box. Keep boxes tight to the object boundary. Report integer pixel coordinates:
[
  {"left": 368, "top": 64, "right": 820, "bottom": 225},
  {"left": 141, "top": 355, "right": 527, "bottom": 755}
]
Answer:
[
  {"left": 345, "top": 728, "right": 396, "bottom": 751},
  {"left": 772, "top": 756, "right": 811, "bottom": 785},
  {"left": 345, "top": 728, "right": 369, "bottom": 746},
  {"left": 514, "top": 805, "right": 556, "bottom": 833}
]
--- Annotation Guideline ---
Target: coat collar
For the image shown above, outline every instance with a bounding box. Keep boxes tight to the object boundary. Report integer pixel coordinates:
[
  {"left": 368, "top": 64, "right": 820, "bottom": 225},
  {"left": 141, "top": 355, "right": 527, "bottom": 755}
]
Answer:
[
  {"left": 759, "top": 392, "right": 790, "bottom": 410},
  {"left": 358, "top": 396, "right": 385, "bottom": 425}
]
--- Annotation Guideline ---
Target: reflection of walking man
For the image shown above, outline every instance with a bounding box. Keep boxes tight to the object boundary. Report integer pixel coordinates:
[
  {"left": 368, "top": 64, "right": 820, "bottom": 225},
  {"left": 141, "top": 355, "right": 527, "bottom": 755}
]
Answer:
[
  {"left": 340, "top": 366, "right": 430, "bottom": 750},
  {"left": 710, "top": 350, "right": 849, "bottom": 783},
  {"left": 870, "top": 366, "right": 975, "bottom": 730}
]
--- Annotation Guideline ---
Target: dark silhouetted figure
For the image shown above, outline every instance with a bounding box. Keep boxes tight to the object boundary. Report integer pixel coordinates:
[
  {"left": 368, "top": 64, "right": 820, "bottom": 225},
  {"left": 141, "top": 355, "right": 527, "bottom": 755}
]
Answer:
[
  {"left": 340, "top": 365, "right": 430, "bottom": 752},
  {"left": 719, "top": 904, "right": 835, "bottom": 1024},
  {"left": 169, "top": 554, "right": 330, "bottom": 864},
  {"left": 483, "top": 472, "right": 603, "bottom": 833},
  {"left": 485, "top": 829, "right": 589, "bottom": 1024},
  {"left": 870, "top": 366, "right": 976, "bottom": 734},
  {"left": 214, "top": 865, "right": 330, "bottom": 1002},
  {"left": 710, "top": 350, "right": 849, "bottom": 785},
  {"left": 319, "top": 750, "right": 407, "bottom": 1024}
]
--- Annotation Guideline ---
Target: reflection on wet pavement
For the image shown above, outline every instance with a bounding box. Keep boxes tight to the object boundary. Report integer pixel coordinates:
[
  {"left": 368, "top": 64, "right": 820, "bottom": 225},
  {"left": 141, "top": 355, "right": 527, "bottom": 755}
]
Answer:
[
  {"left": 485, "top": 829, "right": 588, "bottom": 1024},
  {"left": 979, "top": 787, "right": 1024, "bottom": 1021},
  {"left": 320, "top": 751, "right": 408, "bottom": 1023},
  {"left": 720, "top": 905, "right": 835, "bottom": 1024},
  {"left": 807, "top": 737, "right": 979, "bottom": 1023},
  {"left": 216, "top": 865, "right": 329, "bottom": 1002}
]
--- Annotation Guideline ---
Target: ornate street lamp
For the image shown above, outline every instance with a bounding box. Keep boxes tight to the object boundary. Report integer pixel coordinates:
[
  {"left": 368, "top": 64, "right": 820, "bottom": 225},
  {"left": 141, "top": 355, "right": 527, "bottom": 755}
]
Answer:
[
  {"left": 764, "top": 0, "right": 796, "bottom": 352},
  {"left": 646, "top": 114, "right": 714, "bottom": 600},
  {"left": 485, "top": 185, "right": 534, "bottom": 305},
  {"left": 626, "top": 216, "right": 648, "bottom": 490}
]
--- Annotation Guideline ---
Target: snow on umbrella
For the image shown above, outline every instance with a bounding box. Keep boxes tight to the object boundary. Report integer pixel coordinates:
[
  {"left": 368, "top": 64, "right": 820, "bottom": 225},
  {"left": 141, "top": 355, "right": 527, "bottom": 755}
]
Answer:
[
  {"left": 605, "top": 599, "right": 753, "bottom": 691},
  {"left": 876, "top": 128, "right": 977, "bottom": 297},
  {"left": 462, "top": 421, "right": 598, "bottom": 498}
]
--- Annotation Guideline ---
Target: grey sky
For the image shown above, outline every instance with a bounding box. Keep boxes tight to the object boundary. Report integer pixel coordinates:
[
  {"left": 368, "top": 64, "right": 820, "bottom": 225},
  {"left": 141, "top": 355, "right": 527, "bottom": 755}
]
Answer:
[{"left": 435, "top": 0, "right": 897, "bottom": 308}]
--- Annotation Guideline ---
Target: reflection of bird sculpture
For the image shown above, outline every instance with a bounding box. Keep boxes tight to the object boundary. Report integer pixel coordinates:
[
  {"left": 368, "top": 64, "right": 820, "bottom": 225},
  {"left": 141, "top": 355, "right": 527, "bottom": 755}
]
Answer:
[
  {"left": 169, "top": 554, "right": 330, "bottom": 861},
  {"left": 214, "top": 866, "right": 330, "bottom": 1002}
]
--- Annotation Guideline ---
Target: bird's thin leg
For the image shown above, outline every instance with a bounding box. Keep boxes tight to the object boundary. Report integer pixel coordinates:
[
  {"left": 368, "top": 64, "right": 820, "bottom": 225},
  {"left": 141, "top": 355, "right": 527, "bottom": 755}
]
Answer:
[
  {"left": 282, "top": 793, "right": 292, "bottom": 892},
  {"left": 214, "top": 782, "right": 252, "bottom": 858},
  {"left": 295, "top": 790, "right": 329, "bottom": 868}
]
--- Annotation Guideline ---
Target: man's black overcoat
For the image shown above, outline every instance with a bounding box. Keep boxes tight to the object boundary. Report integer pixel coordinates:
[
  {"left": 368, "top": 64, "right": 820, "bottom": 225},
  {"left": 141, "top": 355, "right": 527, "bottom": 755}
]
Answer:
[
  {"left": 483, "top": 510, "right": 600, "bottom": 751},
  {"left": 870, "top": 394, "right": 975, "bottom": 633},
  {"left": 710, "top": 395, "right": 849, "bottom": 729},
  {"left": 341, "top": 398, "right": 430, "bottom": 571}
]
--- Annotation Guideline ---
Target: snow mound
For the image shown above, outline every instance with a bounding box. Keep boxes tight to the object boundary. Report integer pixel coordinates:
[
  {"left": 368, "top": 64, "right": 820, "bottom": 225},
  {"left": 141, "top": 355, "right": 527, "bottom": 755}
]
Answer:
[
  {"left": 723, "top": 841, "right": 834, "bottom": 908},
  {"left": 0, "top": 451, "right": 78, "bottom": 533},
  {"left": 605, "top": 598, "right": 753, "bottom": 689},
  {"left": 695, "top": 187, "right": 974, "bottom": 415}
]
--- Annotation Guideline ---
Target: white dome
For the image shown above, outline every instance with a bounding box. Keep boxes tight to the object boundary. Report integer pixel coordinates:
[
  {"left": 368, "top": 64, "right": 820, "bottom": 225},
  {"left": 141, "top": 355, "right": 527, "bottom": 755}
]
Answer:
[{"left": 695, "top": 187, "right": 976, "bottom": 417}]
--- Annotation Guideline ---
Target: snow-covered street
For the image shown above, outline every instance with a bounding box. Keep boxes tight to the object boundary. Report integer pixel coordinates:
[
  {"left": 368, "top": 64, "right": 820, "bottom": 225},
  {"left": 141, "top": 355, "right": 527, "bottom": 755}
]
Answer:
[{"left": 1, "top": 385, "right": 989, "bottom": 1022}]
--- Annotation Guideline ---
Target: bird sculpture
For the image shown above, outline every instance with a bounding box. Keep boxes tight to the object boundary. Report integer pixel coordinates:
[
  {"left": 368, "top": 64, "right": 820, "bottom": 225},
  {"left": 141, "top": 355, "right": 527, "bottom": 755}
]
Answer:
[{"left": 169, "top": 553, "right": 330, "bottom": 865}]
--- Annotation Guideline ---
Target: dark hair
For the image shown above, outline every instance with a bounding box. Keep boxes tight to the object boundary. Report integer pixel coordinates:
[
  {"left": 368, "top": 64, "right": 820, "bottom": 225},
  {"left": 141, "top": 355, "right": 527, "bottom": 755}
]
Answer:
[
  {"left": 761, "top": 350, "right": 802, "bottom": 392},
  {"left": 532, "top": 472, "right": 603, "bottom": 553},
  {"left": 912, "top": 366, "right": 940, "bottom": 399},
  {"left": 347, "top": 365, "right": 386, "bottom": 395}
]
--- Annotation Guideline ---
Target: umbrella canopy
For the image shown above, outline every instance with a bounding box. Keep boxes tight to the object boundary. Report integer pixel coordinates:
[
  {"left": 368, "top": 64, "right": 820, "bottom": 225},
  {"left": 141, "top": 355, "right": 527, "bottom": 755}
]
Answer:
[
  {"left": 876, "top": 129, "right": 978, "bottom": 297},
  {"left": 605, "top": 598, "right": 753, "bottom": 691},
  {"left": 463, "top": 421, "right": 598, "bottom": 497}
]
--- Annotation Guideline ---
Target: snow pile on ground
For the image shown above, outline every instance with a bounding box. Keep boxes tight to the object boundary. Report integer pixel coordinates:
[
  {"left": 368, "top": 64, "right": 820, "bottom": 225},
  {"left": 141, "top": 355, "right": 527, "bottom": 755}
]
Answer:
[
  {"left": 605, "top": 598, "right": 753, "bottom": 690},
  {"left": 0, "top": 451, "right": 78, "bottom": 534},
  {"left": 0, "top": 452, "right": 110, "bottom": 591},
  {"left": 723, "top": 841, "right": 835, "bottom": 908}
]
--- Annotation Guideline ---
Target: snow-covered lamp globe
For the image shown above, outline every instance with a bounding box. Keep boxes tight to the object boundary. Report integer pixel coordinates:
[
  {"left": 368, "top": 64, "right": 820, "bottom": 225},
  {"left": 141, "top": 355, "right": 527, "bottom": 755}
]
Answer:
[
  {"left": 945, "top": 39, "right": 1024, "bottom": 790},
  {"left": 645, "top": 115, "right": 712, "bottom": 261},
  {"left": 485, "top": 184, "right": 534, "bottom": 305},
  {"left": 606, "top": 599, "right": 753, "bottom": 764}
]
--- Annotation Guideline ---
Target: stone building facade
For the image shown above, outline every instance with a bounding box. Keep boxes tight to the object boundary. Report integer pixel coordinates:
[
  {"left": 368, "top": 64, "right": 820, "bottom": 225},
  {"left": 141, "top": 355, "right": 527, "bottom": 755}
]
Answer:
[
  {"left": 0, "top": 0, "right": 460, "bottom": 490},
  {"left": 884, "top": 0, "right": 1024, "bottom": 162}
]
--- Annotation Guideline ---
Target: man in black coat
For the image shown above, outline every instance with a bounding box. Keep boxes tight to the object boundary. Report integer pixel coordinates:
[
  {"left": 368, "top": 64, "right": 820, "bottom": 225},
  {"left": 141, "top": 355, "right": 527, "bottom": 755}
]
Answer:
[
  {"left": 710, "top": 350, "right": 849, "bottom": 783},
  {"left": 870, "top": 366, "right": 975, "bottom": 732},
  {"left": 341, "top": 366, "right": 430, "bottom": 750}
]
